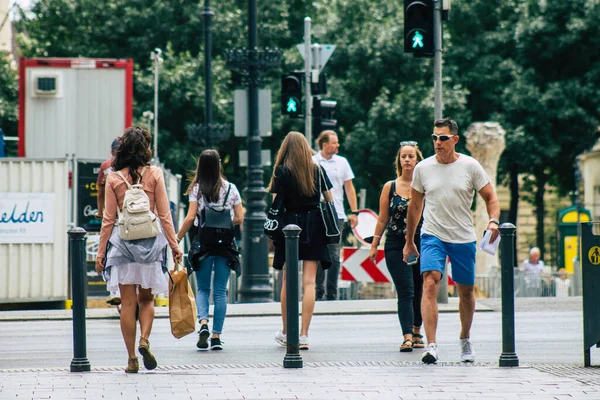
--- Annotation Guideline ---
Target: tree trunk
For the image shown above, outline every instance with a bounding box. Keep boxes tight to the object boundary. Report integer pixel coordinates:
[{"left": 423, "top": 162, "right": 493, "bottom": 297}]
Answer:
[{"left": 534, "top": 170, "right": 547, "bottom": 260}]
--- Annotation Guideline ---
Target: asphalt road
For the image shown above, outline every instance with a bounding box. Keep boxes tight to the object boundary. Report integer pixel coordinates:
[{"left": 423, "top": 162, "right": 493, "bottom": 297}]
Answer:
[{"left": 0, "top": 310, "right": 589, "bottom": 370}]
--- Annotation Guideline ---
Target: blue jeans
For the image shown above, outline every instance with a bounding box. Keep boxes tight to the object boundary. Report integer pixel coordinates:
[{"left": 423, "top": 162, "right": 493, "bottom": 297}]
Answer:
[{"left": 195, "top": 256, "right": 231, "bottom": 334}]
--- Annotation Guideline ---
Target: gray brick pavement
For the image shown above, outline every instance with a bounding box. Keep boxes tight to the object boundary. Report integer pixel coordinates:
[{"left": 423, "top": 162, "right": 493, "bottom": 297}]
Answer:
[{"left": 1, "top": 362, "right": 599, "bottom": 400}]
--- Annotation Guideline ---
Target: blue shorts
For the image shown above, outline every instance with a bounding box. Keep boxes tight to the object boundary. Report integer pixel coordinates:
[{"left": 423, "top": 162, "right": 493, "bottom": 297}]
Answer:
[{"left": 420, "top": 233, "right": 477, "bottom": 286}]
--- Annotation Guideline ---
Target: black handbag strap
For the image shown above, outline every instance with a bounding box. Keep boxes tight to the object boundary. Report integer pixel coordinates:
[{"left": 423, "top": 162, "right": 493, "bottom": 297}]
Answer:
[
  {"left": 221, "top": 182, "right": 232, "bottom": 206},
  {"left": 389, "top": 180, "right": 396, "bottom": 202},
  {"left": 317, "top": 166, "right": 333, "bottom": 202},
  {"left": 272, "top": 167, "right": 285, "bottom": 204}
]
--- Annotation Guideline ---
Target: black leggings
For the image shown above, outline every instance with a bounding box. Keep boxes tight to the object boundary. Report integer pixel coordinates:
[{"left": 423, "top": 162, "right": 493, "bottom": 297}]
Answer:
[{"left": 384, "top": 235, "right": 423, "bottom": 335}]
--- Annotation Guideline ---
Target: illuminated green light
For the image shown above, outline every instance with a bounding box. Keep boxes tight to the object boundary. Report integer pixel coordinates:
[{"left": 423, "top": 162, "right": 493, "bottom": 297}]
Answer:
[
  {"left": 287, "top": 98, "right": 298, "bottom": 113},
  {"left": 412, "top": 31, "right": 424, "bottom": 48}
]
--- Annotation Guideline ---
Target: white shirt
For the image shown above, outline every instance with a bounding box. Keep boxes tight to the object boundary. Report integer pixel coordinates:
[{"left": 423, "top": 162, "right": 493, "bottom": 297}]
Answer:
[
  {"left": 520, "top": 259, "right": 544, "bottom": 288},
  {"left": 411, "top": 154, "right": 490, "bottom": 243},
  {"left": 313, "top": 152, "right": 355, "bottom": 220},
  {"left": 520, "top": 259, "right": 544, "bottom": 275},
  {"left": 189, "top": 180, "right": 241, "bottom": 226}
]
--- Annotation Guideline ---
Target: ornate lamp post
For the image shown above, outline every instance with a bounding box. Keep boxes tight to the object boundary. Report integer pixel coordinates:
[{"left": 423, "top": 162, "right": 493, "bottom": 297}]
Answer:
[
  {"left": 225, "top": 0, "right": 281, "bottom": 302},
  {"left": 186, "top": 123, "right": 229, "bottom": 149}
]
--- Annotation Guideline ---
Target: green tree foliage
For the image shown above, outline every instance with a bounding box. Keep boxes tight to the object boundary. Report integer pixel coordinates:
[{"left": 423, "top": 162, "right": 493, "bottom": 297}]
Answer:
[
  {"left": 17, "top": 0, "right": 204, "bottom": 67},
  {"left": 0, "top": 53, "right": 18, "bottom": 156}
]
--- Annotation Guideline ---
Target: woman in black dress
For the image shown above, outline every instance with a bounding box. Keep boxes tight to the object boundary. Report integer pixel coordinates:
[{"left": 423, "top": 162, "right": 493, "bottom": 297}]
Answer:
[
  {"left": 268, "top": 131, "right": 333, "bottom": 350},
  {"left": 369, "top": 141, "right": 424, "bottom": 353}
]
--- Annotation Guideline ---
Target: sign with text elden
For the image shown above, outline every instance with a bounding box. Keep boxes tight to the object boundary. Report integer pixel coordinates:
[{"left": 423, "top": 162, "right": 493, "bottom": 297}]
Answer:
[{"left": 0, "top": 193, "right": 56, "bottom": 244}]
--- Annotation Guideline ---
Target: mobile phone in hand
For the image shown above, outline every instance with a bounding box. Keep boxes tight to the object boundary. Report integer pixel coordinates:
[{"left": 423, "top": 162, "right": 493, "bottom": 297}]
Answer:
[{"left": 407, "top": 254, "right": 419, "bottom": 266}]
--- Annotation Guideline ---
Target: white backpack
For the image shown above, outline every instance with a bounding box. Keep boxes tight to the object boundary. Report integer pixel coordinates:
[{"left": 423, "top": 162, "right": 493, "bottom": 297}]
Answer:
[{"left": 116, "top": 167, "right": 160, "bottom": 241}]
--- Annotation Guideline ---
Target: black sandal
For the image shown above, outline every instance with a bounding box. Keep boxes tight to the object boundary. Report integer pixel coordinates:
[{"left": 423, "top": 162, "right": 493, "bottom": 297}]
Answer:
[
  {"left": 412, "top": 332, "right": 425, "bottom": 349},
  {"left": 400, "top": 338, "right": 413, "bottom": 352}
]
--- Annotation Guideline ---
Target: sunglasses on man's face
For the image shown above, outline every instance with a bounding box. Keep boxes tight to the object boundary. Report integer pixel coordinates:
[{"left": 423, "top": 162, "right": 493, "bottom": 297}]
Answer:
[{"left": 431, "top": 134, "right": 456, "bottom": 142}]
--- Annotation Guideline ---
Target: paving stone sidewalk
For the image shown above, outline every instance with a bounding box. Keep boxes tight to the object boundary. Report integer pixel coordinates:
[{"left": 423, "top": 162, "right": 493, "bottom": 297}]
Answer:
[{"left": 1, "top": 362, "right": 599, "bottom": 400}]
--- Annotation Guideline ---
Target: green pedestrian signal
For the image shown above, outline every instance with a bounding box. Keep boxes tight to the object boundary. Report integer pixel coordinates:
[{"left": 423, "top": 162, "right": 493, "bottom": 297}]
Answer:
[
  {"left": 404, "top": 0, "right": 434, "bottom": 57},
  {"left": 412, "top": 31, "right": 424, "bottom": 48},
  {"left": 287, "top": 98, "right": 298, "bottom": 113},
  {"left": 281, "top": 73, "right": 303, "bottom": 117}
]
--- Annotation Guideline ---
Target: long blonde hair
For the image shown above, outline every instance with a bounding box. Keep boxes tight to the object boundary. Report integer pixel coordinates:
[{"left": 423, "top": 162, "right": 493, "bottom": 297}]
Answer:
[{"left": 267, "top": 131, "right": 316, "bottom": 196}]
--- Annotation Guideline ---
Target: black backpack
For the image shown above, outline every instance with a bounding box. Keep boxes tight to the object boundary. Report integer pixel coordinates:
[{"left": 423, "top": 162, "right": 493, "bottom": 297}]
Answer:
[{"left": 198, "top": 183, "right": 234, "bottom": 246}]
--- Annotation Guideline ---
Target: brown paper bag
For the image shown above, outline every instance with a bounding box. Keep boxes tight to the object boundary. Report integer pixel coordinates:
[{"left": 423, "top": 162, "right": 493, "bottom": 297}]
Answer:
[{"left": 168, "top": 267, "right": 197, "bottom": 339}]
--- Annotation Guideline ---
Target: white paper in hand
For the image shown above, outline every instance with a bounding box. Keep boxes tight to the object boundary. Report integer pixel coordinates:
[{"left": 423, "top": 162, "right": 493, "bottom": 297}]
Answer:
[{"left": 479, "top": 230, "right": 500, "bottom": 255}]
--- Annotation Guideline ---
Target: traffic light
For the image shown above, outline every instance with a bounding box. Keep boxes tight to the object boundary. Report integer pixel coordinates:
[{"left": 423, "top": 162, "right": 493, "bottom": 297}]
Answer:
[
  {"left": 311, "top": 73, "right": 327, "bottom": 95},
  {"left": 313, "top": 97, "right": 337, "bottom": 138},
  {"left": 404, "top": 0, "right": 434, "bottom": 57},
  {"left": 281, "top": 72, "right": 303, "bottom": 118}
]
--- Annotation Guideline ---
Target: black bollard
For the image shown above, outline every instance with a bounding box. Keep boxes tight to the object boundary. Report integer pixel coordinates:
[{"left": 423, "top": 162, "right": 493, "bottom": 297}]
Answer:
[
  {"left": 498, "top": 223, "right": 519, "bottom": 367},
  {"left": 282, "top": 224, "right": 303, "bottom": 368},
  {"left": 68, "top": 227, "right": 91, "bottom": 372}
]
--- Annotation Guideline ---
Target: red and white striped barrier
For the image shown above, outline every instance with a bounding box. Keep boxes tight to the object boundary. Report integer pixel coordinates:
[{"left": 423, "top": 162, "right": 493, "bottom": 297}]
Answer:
[
  {"left": 341, "top": 247, "right": 392, "bottom": 283},
  {"left": 341, "top": 247, "right": 456, "bottom": 286}
]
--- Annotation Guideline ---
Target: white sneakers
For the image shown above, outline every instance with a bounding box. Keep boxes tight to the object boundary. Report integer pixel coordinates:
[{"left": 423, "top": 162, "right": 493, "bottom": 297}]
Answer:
[
  {"left": 421, "top": 343, "right": 439, "bottom": 364},
  {"left": 274, "top": 330, "right": 309, "bottom": 350},
  {"left": 460, "top": 338, "right": 475, "bottom": 362},
  {"left": 274, "top": 330, "right": 287, "bottom": 347},
  {"left": 420, "top": 339, "right": 475, "bottom": 364},
  {"left": 299, "top": 336, "right": 309, "bottom": 350}
]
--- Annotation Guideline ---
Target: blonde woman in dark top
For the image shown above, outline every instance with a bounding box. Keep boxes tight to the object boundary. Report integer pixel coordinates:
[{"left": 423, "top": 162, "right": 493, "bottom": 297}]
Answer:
[
  {"left": 268, "top": 131, "right": 333, "bottom": 351},
  {"left": 369, "top": 141, "right": 424, "bottom": 353}
]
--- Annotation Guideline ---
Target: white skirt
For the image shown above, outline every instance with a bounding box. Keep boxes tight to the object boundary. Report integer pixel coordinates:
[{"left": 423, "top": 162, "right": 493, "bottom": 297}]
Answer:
[{"left": 106, "top": 261, "right": 169, "bottom": 295}]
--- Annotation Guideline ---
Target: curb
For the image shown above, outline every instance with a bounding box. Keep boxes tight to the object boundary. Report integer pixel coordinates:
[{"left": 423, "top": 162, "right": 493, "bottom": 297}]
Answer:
[{"left": 0, "top": 298, "right": 493, "bottom": 322}]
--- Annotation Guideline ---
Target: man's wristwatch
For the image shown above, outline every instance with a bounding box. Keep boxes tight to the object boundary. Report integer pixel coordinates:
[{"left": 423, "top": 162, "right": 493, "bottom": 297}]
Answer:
[
  {"left": 488, "top": 218, "right": 500, "bottom": 225},
  {"left": 350, "top": 211, "right": 359, "bottom": 215}
]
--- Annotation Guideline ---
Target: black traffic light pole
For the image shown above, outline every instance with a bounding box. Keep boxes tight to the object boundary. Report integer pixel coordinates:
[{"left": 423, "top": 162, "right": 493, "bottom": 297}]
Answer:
[
  {"left": 203, "top": 0, "right": 214, "bottom": 130},
  {"left": 187, "top": 0, "right": 229, "bottom": 149},
  {"left": 225, "top": 1, "right": 281, "bottom": 303}
]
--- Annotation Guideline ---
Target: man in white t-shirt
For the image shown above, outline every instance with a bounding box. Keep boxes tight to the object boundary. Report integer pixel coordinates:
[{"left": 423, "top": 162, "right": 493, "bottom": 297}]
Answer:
[
  {"left": 313, "top": 130, "right": 359, "bottom": 300},
  {"left": 403, "top": 118, "right": 500, "bottom": 364}
]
